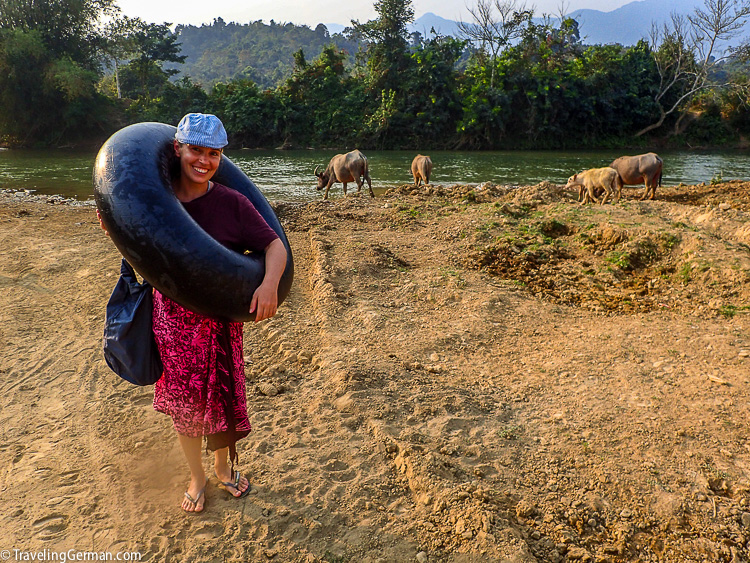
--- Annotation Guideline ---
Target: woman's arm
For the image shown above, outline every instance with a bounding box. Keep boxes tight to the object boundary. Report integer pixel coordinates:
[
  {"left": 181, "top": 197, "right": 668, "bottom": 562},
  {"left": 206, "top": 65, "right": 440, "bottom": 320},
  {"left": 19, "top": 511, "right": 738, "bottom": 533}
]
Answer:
[{"left": 249, "top": 237, "right": 287, "bottom": 322}]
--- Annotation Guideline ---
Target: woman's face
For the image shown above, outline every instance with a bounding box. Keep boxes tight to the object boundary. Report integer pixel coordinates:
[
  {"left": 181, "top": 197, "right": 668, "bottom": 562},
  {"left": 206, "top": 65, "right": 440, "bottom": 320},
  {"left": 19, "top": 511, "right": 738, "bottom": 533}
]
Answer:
[{"left": 174, "top": 141, "right": 222, "bottom": 186}]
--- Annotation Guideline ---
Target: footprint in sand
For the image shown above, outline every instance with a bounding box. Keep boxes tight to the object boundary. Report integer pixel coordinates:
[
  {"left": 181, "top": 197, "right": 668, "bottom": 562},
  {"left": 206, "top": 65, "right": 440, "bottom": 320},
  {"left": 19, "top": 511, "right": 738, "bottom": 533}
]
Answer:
[
  {"left": 45, "top": 496, "right": 70, "bottom": 507},
  {"left": 131, "top": 394, "right": 153, "bottom": 407},
  {"left": 322, "top": 458, "right": 356, "bottom": 482},
  {"left": 193, "top": 522, "right": 224, "bottom": 541},
  {"left": 323, "top": 459, "right": 348, "bottom": 472},
  {"left": 255, "top": 440, "right": 273, "bottom": 454},
  {"left": 32, "top": 514, "right": 68, "bottom": 540},
  {"left": 58, "top": 470, "right": 80, "bottom": 487}
]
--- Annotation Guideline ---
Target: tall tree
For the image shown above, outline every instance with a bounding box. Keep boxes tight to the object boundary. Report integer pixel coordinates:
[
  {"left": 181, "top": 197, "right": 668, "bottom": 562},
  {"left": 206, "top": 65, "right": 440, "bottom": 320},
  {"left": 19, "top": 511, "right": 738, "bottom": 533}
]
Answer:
[
  {"left": 350, "top": 0, "right": 415, "bottom": 146},
  {"left": 350, "top": 0, "right": 415, "bottom": 93},
  {"left": 100, "top": 15, "right": 144, "bottom": 98},
  {"left": 0, "top": 0, "right": 116, "bottom": 145},
  {"left": 457, "top": 0, "right": 533, "bottom": 88},
  {"left": 639, "top": 0, "right": 750, "bottom": 136},
  {"left": 403, "top": 34, "right": 466, "bottom": 146},
  {"left": 0, "top": 0, "right": 117, "bottom": 67},
  {"left": 118, "top": 22, "right": 186, "bottom": 100},
  {"left": 277, "top": 46, "right": 366, "bottom": 147}
]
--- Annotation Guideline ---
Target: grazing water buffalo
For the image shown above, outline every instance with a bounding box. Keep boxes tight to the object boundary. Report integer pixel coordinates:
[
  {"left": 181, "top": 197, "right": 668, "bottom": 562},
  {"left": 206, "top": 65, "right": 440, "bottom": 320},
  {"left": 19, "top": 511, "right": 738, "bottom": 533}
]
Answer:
[
  {"left": 411, "top": 154, "right": 433, "bottom": 187},
  {"left": 565, "top": 167, "right": 622, "bottom": 205},
  {"left": 609, "top": 152, "right": 663, "bottom": 200},
  {"left": 314, "top": 149, "right": 374, "bottom": 200}
]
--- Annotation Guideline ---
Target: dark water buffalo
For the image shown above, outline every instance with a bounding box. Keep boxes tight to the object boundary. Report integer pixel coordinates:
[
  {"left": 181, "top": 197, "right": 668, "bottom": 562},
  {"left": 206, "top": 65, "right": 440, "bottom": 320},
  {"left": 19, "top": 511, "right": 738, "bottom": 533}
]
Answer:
[
  {"left": 314, "top": 150, "right": 374, "bottom": 200},
  {"left": 411, "top": 154, "right": 433, "bottom": 187},
  {"left": 609, "top": 152, "right": 663, "bottom": 200}
]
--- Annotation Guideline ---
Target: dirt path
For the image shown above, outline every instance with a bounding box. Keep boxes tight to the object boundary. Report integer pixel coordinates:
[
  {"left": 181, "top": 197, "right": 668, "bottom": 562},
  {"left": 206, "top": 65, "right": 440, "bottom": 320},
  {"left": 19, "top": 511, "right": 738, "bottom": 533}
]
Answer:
[{"left": 0, "top": 181, "right": 749, "bottom": 562}]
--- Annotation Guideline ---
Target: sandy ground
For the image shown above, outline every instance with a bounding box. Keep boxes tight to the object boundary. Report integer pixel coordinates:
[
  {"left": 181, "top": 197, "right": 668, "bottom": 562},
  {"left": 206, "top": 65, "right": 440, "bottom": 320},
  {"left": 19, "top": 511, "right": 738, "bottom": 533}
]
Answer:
[{"left": 1, "top": 179, "right": 750, "bottom": 563}]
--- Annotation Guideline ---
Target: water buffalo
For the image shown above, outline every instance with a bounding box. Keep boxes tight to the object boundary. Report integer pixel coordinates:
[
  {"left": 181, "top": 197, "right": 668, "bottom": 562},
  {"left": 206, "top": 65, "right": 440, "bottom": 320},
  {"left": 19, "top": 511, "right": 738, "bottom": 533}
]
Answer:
[
  {"left": 609, "top": 152, "right": 663, "bottom": 200},
  {"left": 314, "top": 149, "right": 374, "bottom": 200},
  {"left": 411, "top": 154, "right": 433, "bottom": 187},
  {"left": 565, "top": 167, "right": 622, "bottom": 205}
]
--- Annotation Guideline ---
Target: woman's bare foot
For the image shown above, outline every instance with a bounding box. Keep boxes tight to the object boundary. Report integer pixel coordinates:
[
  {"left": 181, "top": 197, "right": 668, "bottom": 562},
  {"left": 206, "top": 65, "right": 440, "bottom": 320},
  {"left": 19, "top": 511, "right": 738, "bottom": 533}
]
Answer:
[{"left": 182, "top": 477, "right": 207, "bottom": 512}]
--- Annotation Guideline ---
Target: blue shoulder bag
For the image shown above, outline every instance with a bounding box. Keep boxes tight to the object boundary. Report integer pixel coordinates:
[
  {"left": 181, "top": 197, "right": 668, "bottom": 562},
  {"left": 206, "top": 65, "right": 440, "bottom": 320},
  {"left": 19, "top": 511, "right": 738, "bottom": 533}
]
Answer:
[{"left": 103, "top": 258, "right": 164, "bottom": 385}]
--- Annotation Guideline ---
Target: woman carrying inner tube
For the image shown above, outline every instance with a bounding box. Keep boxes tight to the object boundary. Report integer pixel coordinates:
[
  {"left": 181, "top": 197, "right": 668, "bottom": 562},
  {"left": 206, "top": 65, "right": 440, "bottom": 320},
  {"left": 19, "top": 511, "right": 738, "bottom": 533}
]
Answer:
[{"left": 101, "top": 113, "right": 287, "bottom": 512}]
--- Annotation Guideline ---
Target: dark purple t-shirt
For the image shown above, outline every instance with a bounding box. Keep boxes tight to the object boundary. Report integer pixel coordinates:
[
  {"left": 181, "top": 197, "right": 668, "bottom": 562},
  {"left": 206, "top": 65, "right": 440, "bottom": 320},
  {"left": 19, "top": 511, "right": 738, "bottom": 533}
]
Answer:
[{"left": 181, "top": 182, "right": 279, "bottom": 254}]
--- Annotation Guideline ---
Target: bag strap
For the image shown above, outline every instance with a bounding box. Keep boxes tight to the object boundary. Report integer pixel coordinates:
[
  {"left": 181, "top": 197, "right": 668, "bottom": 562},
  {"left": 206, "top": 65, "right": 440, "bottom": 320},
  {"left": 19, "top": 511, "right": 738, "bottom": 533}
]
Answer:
[
  {"left": 119, "top": 257, "right": 136, "bottom": 278},
  {"left": 119, "top": 258, "right": 151, "bottom": 288}
]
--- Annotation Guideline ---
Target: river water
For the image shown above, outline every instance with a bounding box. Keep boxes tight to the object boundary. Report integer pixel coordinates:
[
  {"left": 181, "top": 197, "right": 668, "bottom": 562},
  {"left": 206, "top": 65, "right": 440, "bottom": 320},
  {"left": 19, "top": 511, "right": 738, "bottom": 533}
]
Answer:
[{"left": 0, "top": 147, "right": 748, "bottom": 202}]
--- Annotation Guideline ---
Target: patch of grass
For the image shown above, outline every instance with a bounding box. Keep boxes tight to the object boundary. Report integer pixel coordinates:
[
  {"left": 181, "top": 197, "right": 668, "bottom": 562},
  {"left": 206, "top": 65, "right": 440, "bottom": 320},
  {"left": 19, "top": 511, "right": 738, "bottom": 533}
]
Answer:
[
  {"left": 493, "top": 202, "right": 532, "bottom": 219},
  {"left": 678, "top": 262, "right": 691, "bottom": 284},
  {"left": 499, "top": 425, "right": 523, "bottom": 440},
  {"left": 606, "top": 251, "right": 632, "bottom": 270},
  {"left": 719, "top": 304, "right": 750, "bottom": 318},
  {"left": 671, "top": 221, "right": 700, "bottom": 232},
  {"left": 577, "top": 232, "right": 595, "bottom": 246},
  {"left": 476, "top": 221, "right": 500, "bottom": 234},
  {"left": 439, "top": 267, "right": 467, "bottom": 288},
  {"left": 700, "top": 460, "right": 728, "bottom": 481},
  {"left": 537, "top": 218, "right": 570, "bottom": 238},
  {"left": 661, "top": 233, "right": 681, "bottom": 251},
  {"left": 720, "top": 305, "right": 737, "bottom": 318},
  {"left": 398, "top": 206, "right": 423, "bottom": 218}
]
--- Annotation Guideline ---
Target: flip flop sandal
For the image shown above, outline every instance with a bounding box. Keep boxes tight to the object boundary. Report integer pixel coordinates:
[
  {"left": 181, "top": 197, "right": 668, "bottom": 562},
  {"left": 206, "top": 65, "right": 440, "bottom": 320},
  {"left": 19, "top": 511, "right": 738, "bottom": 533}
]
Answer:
[
  {"left": 183, "top": 480, "right": 207, "bottom": 513},
  {"left": 215, "top": 470, "right": 250, "bottom": 498}
]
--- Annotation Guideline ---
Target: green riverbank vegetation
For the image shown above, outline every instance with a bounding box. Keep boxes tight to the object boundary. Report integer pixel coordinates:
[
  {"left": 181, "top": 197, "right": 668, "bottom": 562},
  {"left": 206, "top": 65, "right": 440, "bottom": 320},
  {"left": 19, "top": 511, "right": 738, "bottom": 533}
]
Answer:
[{"left": 2, "top": 0, "right": 750, "bottom": 150}]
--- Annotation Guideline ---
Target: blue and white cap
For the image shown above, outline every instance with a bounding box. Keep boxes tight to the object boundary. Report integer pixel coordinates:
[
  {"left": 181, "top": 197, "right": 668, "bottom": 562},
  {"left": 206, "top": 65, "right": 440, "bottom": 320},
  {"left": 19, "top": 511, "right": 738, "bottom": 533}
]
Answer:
[{"left": 175, "top": 113, "right": 228, "bottom": 149}]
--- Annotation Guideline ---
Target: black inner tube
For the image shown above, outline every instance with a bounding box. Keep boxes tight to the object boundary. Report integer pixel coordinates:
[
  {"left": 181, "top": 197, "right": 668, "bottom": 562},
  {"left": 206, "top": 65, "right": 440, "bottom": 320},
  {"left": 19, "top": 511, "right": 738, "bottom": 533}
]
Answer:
[{"left": 93, "top": 122, "right": 294, "bottom": 322}]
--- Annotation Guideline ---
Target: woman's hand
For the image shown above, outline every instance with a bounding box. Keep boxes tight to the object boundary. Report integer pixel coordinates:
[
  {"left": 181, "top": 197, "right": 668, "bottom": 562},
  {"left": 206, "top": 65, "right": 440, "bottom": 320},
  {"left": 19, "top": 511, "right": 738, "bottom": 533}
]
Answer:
[
  {"left": 96, "top": 209, "right": 109, "bottom": 236},
  {"left": 249, "top": 280, "right": 279, "bottom": 322},
  {"left": 249, "top": 238, "right": 287, "bottom": 322}
]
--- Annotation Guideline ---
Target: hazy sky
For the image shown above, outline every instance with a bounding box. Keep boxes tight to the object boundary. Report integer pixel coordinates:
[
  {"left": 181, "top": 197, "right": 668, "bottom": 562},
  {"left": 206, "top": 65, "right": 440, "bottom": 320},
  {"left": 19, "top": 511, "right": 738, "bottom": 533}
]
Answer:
[{"left": 114, "top": 0, "right": 635, "bottom": 28}]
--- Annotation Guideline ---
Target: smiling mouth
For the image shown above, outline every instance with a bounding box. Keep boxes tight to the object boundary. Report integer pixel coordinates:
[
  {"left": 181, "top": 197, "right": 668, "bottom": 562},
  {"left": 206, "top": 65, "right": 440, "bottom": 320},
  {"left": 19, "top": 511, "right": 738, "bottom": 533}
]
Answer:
[{"left": 193, "top": 167, "right": 208, "bottom": 174}]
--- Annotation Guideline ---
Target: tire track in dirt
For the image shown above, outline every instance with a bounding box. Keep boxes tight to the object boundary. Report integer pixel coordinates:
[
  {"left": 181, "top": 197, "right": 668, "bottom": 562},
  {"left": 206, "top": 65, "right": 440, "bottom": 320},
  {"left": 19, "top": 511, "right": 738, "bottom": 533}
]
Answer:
[
  {"left": 295, "top": 220, "right": 541, "bottom": 561},
  {"left": 0, "top": 210, "right": 134, "bottom": 553}
]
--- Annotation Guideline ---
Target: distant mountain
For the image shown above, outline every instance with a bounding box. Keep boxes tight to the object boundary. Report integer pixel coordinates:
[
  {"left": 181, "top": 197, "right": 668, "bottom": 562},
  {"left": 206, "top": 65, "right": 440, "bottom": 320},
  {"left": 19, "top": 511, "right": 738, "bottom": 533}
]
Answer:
[
  {"left": 360, "top": 0, "right": 747, "bottom": 48},
  {"left": 409, "top": 13, "right": 464, "bottom": 38},
  {"left": 568, "top": 0, "right": 705, "bottom": 46},
  {"left": 322, "top": 13, "right": 463, "bottom": 38}
]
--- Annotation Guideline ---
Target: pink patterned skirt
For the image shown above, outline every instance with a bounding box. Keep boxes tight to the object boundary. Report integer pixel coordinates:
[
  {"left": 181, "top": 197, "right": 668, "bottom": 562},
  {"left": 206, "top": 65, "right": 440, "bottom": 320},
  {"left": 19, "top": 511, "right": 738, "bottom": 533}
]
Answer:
[{"left": 152, "top": 290, "right": 251, "bottom": 452}]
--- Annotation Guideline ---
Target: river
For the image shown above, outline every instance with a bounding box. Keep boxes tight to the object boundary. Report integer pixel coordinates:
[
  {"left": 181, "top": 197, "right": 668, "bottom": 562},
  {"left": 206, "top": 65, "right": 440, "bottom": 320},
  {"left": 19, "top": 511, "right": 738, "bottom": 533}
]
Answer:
[{"left": 0, "top": 147, "right": 748, "bottom": 202}]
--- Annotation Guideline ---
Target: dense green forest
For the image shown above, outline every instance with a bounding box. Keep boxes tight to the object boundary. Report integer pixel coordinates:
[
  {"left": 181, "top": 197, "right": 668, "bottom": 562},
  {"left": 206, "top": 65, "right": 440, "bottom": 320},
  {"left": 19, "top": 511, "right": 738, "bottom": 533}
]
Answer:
[
  {"left": 168, "top": 18, "right": 360, "bottom": 90},
  {"left": 2, "top": 0, "right": 750, "bottom": 150}
]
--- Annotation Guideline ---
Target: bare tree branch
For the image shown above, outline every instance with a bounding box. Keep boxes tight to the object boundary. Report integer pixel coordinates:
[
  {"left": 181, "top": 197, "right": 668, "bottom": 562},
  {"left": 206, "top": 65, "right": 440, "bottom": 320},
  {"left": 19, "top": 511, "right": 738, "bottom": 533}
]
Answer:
[
  {"left": 637, "top": 0, "right": 750, "bottom": 137},
  {"left": 458, "top": 0, "right": 533, "bottom": 88}
]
